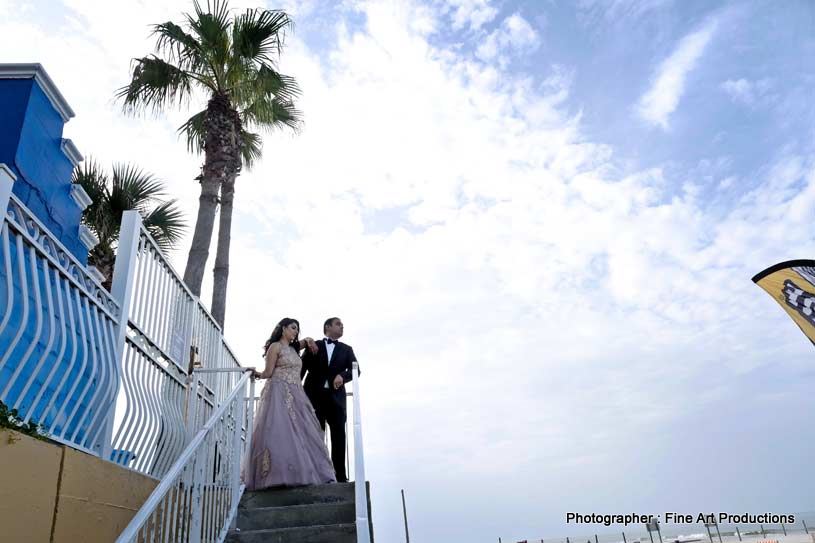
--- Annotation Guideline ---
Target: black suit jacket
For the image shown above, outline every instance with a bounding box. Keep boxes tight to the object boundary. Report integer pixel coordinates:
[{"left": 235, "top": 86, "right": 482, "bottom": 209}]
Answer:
[{"left": 301, "top": 339, "right": 358, "bottom": 410}]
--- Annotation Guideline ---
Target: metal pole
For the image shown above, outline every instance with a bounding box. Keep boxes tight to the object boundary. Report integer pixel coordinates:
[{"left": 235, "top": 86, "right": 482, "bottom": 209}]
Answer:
[
  {"left": 648, "top": 530, "right": 654, "bottom": 543},
  {"left": 760, "top": 524, "right": 766, "bottom": 538},
  {"left": 705, "top": 525, "right": 713, "bottom": 543},
  {"left": 781, "top": 522, "right": 786, "bottom": 536},
  {"left": 657, "top": 526, "right": 663, "bottom": 543},
  {"left": 715, "top": 523, "right": 722, "bottom": 543},
  {"left": 596, "top": 535, "right": 599, "bottom": 543},
  {"left": 402, "top": 489, "right": 410, "bottom": 543},
  {"left": 623, "top": 532, "right": 627, "bottom": 543},
  {"left": 735, "top": 526, "right": 741, "bottom": 541},
  {"left": 803, "top": 520, "right": 809, "bottom": 534}
]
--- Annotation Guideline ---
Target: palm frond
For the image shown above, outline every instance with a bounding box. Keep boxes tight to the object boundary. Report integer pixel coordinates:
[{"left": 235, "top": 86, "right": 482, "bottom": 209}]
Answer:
[
  {"left": 142, "top": 200, "right": 187, "bottom": 252},
  {"left": 232, "top": 9, "right": 292, "bottom": 64},
  {"left": 109, "top": 163, "right": 166, "bottom": 214},
  {"left": 186, "top": 0, "right": 233, "bottom": 87},
  {"left": 116, "top": 56, "right": 196, "bottom": 114},
  {"left": 242, "top": 96, "right": 302, "bottom": 133},
  {"left": 238, "top": 129, "right": 263, "bottom": 167},
  {"left": 232, "top": 65, "right": 301, "bottom": 106},
  {"left": 178, "top": 109, "right": 207, "bottom": 155},
  {"left": 152, "top": 21, "right": 205, "bottom": 72},
  {"left": 72, "top": 158, "right": 112, "bottom": 242}
]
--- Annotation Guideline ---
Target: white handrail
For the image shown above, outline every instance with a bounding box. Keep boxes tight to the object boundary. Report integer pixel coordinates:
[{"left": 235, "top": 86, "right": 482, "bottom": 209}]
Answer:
[
  {"left": 352, "top": 361, "right": 372, "bottom": 543},
  {"left": 115, "top": 368, "right": 255, "bottom": 543}
]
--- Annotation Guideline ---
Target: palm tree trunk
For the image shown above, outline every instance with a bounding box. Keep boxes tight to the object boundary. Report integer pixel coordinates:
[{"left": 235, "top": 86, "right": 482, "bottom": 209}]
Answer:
[
  {"left": 211, "top": 173, "right": 238, "bottom": 329},
  {"left": 210, "top": 172, "right": 236, "bottom": 329},
  {"left": 182, "top": 92, "right": 240, "bottom": 299}
]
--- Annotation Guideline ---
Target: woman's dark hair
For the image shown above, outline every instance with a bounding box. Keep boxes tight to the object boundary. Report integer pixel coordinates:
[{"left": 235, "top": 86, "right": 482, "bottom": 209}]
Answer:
[{"left": 263, "top": 318, "right": 300, "bottom": 355}]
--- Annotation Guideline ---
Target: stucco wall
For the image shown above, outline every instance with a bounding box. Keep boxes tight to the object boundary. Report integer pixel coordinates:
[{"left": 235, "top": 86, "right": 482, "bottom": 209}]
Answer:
[{"left": 0, "top": 428, "right": 158, "bottom": 542}]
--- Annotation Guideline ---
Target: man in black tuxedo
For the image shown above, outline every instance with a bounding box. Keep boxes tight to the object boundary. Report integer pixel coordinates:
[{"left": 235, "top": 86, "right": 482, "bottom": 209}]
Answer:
[{"left": 301, "top": 317, "right": 357, "bottom": 482}]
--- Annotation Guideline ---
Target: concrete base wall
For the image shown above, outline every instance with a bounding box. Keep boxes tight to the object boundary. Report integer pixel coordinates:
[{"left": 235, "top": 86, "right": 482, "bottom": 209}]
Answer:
[{"left": 0, "top": 428, "right": 158, "bottom": 542}]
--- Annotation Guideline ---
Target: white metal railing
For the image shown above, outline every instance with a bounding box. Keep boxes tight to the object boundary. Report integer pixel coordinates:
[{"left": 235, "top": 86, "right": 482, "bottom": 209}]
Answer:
[
  {"left": 108, "top": 210, "right": 242, "bottom": 477},
  {"left": 0, "top": 164, "right": 244, "bottom": 474},
  {"left": 0, "top": 167, "right": 121, "bottom": 456},
  {"left": 115, "top": 369, "right": 255, "bottom": 543}
]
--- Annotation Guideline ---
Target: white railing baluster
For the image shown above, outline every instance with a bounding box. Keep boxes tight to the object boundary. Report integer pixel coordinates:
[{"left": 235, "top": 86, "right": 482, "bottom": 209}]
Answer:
[
  {"left": 26, "top": 267, "right": 68, "bottom": 424},
  {"left": 0, "top": 164, "right": 12, "bottom": 216},
  {"left": 83, "top": 304, "right": 113, "bottom": 449},
  {"left": 112, "top": 347, "right": 137, "bottom": 465},
  {"left": 45, "top": 275, "right": 79, "bottom": 434},
  {"left": 58, "top": 289, "right": 89, "bottom": 440},
  {"left": 352, "top": 361, "right": 371, "bottom": 543},
  {"left": 0, "top": 225, "right": 14, "bottom": 337},
  {"left": 68, "top": 296, "right": 100, "bottom": 444},
  {"left": 14, "top": 253, "right": 57, "bottom": 410},
  {"left": 6, "top": 245, "right": 45, "bottom": 398},
  {"left": 0, "top": 234, "right": 28, "bottom": 373}
]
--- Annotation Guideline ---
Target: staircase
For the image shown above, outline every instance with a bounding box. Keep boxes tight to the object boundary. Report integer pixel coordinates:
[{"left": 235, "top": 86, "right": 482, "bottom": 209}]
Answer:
[{"left": 226, "top": 482, "right": 374, "bottom": 543}]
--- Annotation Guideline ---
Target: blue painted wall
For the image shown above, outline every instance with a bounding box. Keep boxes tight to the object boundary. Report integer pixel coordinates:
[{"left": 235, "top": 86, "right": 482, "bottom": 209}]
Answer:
[{"left": 0, "top": 76, "right": 86, "bottom": 264}]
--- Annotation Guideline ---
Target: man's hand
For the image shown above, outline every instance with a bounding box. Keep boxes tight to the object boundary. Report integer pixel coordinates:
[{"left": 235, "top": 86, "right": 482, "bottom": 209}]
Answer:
[
  {"left": 305, "top": 337, "right": 319, "bottom": 354},
  {"left": 333, "top": 374, "right": 344, "bottom": 389}
]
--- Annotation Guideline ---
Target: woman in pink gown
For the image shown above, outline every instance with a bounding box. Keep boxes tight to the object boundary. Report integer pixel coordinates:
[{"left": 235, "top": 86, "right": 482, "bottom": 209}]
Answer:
[{"left": 243, "top": 318, "right": 336, "bottom": 490}]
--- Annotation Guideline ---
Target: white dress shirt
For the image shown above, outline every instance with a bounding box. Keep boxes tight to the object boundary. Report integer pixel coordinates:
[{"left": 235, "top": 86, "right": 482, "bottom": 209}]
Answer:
[{"left": 324, "top": 337, "right": 335, "bottom": 388}]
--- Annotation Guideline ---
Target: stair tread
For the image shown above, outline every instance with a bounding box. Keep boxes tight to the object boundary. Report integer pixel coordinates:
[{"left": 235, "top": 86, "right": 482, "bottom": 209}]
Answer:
[
  {"left": 233, "top": 522, "right": 356, "bottom": 534},
  {"left": 242, "top": 501, "right": 355, "bottom": 513},
  {"left": 240, "top": 482, "right": 356, "bottom": 508},
  {"left": 226, "top": 522, "right": 356, "bottom": 543},
  {"left": 237, "top": 501, "right": 355, "bottom": 530}
]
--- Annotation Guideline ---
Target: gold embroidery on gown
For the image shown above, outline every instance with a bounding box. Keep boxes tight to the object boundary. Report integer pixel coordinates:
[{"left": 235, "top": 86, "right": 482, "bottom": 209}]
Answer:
[
  {"left": 260, "top": 449, "right": 271, "bottom": 477},
  {"left": 272, "top": 347, "right": 300, "bottom": 421}
]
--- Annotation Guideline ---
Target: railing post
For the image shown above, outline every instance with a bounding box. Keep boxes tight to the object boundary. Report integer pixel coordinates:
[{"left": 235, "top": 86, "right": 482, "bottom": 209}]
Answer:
[
  {"left": 245, "top": 377, "right": 255, "bottom": 467},
  {"left": 351, "top": 361, "right": 371, "bottom": 543},
  {"left": 188, "top": 437, "right": 206, "bottom": 543},
  {"left": 0, "top": 164, "right": 14, "bottom": 214},
  {"left": 103, "top": 210, "right": 142, "bottom": 460},
  {"left": 229, "top": 376, "right": 247, "bottom": 527}
]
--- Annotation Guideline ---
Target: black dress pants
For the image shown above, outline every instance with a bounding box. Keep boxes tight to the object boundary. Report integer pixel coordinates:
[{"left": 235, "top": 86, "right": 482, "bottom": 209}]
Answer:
[{"left": 314, "top": 388, "right": 347, "bottom": 482}]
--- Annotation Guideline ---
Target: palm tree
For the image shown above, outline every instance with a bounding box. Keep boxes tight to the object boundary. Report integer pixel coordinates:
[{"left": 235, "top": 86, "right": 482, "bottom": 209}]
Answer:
[
  {"left": 73, "top": 160, "right": 186, "bottom": 290},
  {"left": 116, "top": 0, "right": 302, "bottom": 328}
]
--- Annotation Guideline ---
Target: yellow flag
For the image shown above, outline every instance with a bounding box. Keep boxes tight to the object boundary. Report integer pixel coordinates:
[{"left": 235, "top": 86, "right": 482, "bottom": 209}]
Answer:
[{"left": 753, "top": 259, "right": 815, "bottom": 346}]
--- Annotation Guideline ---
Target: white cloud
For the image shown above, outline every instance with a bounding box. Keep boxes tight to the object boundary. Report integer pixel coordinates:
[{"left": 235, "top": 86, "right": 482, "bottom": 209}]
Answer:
[
  {"left": 475, "top": 12, "right": 540, "bottom": 64},
  {"left": 636, "top": 16, "right": 719, "bottom": 129},
  {"left": 721, "top": 77, "right": 774, "bottom": 106},
  {"left": 443, "top": 0, "right": 498, "bottom": 31}
]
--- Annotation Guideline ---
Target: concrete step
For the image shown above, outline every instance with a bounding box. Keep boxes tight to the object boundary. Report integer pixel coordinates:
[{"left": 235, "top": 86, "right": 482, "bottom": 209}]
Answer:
[
  {"left": 237, "top": 502, "right": 355, "bottom": 531},
  {"left": 240, "top": 482, "right": 355, "bottom": 509},
  {"left": 226, "top": 523, "right": 356, "bottom": 543}
]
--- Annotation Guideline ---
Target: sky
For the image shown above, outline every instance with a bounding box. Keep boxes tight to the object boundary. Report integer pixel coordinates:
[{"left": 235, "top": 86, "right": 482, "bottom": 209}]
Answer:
[{"left": 1, "top": 0, "right": 815, "bottom": 541}]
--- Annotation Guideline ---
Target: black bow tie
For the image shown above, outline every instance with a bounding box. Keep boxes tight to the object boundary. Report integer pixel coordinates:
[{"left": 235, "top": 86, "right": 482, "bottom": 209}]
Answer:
[{"left": 325, "top": 339, "right": 337, "bottom": 344}]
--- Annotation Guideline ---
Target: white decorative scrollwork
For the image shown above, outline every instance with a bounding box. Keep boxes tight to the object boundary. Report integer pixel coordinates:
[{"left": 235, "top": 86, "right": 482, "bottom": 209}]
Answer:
[{"left": 5, "top": 195, "right": 120, "bottom": 317}]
